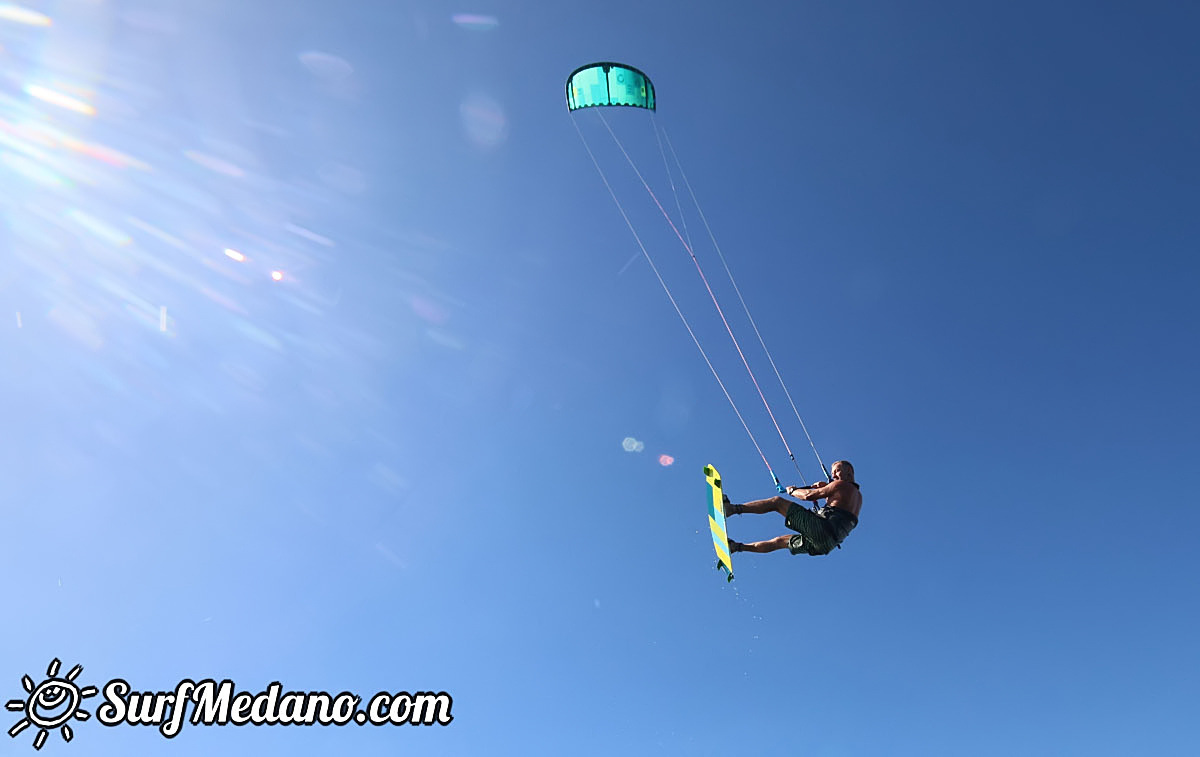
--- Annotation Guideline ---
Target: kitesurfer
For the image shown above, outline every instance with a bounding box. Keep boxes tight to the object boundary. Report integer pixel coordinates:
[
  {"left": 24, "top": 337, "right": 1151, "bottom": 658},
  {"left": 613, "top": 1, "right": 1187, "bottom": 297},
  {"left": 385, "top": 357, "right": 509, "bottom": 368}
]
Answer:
[{"left": 726, "top": 460, "right": 861, "bottom": 556}]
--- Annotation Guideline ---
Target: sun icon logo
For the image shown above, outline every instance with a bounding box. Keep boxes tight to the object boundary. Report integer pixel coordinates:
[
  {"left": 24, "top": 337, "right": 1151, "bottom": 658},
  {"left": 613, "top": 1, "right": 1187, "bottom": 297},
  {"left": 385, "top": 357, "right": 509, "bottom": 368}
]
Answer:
[{"left": 6, "top": 659, "right": 98, "bottom": 750}]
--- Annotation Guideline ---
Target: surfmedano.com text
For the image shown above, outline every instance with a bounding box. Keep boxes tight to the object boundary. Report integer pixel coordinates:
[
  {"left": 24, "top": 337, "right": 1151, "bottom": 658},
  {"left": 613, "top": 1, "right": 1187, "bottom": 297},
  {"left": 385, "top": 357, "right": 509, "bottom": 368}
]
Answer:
[{"left": 96, "top": 678, "right": 454, "bottom": 737}]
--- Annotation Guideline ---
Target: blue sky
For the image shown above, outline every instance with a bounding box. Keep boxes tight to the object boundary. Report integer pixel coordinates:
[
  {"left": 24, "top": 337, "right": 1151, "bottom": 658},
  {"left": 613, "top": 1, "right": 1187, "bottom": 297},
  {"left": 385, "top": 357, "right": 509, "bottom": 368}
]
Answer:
[{"left": 1, "top": 0, "right": 1197, "bottom": 754}]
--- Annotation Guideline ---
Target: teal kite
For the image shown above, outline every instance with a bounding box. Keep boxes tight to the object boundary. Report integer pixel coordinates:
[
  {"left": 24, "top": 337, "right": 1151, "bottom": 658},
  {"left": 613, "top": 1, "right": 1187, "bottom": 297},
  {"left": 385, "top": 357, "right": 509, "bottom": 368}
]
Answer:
[{"left": 565, "top": 62, "right": 655, "bottom": 112}]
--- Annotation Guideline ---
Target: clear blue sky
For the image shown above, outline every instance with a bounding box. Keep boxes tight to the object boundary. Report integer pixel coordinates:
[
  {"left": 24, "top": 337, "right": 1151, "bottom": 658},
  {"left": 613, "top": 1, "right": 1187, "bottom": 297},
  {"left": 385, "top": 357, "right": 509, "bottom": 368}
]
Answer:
[{"left": 2, "top": 1, "right": 1197, "bottom": 754}]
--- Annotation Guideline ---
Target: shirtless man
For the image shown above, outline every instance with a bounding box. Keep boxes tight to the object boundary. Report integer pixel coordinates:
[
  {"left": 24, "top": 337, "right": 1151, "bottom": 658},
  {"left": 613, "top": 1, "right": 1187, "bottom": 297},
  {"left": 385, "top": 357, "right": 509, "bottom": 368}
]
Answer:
[{"left": 726, "top": 460, "right": 862, "bottom": 556}]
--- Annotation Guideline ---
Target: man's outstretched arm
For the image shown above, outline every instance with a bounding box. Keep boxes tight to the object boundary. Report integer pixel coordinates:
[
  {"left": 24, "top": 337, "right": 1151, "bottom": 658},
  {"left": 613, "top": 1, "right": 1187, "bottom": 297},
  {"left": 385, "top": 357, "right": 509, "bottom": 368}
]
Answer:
[{"left": 787, "top": 481, "right": 840, "bottom": 501}]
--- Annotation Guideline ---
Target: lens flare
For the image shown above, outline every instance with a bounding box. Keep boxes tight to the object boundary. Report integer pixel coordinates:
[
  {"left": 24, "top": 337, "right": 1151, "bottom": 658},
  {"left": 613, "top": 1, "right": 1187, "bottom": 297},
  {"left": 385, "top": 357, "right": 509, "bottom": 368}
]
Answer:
[
  {"left": 459, "top": 93, "right": 507, "bottom": 149},
  {"left": 451, "top": 13, "right": 499, "bottom": 30},
  {"left": 24, "top": 85, "right": 95, "bottom": 116},
  {"left": 298, "top": 51, "right": 353, "bottom": 82},
  {"left": 0, "top": 4, "right": 53, "bottom": 27}
]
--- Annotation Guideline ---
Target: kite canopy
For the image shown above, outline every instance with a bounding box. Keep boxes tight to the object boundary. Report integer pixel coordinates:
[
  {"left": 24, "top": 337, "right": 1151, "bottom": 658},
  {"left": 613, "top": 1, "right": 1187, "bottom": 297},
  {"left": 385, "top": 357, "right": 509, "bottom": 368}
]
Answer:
[{"left": 566, "top": 62, "right": 655, "bottom": 112}]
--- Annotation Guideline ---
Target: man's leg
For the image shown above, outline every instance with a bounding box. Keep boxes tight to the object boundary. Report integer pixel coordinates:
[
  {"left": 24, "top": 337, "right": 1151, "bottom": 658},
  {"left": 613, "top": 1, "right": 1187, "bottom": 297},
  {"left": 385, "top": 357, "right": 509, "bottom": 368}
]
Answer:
[
  {"left": 726, "top": 496, "right": 797, "bottom": 554},
  {"left": 729, "top": 535, "right": 791, "bottom": 554},
  {"left": 727, "top": 495, "right": 791, "bottom": 517}
]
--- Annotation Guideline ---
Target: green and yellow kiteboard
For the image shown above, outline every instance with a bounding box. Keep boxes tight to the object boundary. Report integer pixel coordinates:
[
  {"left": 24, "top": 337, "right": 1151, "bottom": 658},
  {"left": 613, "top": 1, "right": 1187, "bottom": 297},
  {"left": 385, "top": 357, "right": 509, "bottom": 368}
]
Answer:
[{"left": 705, "top": 464, "right": 734, "bottom": 582}]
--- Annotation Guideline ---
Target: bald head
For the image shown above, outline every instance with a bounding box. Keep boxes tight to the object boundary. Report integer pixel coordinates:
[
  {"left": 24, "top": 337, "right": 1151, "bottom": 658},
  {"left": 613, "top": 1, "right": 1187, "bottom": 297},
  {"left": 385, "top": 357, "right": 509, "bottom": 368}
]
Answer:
[{"left": 831, "top": 460, "right": 855, "bottom": 482}]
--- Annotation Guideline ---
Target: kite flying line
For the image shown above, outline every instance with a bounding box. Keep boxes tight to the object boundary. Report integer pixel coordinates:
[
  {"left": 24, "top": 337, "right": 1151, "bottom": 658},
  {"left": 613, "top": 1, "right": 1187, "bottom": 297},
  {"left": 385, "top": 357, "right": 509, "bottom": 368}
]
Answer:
[{"left": 566, "top": 61, "right": 829, "bottom": 486}]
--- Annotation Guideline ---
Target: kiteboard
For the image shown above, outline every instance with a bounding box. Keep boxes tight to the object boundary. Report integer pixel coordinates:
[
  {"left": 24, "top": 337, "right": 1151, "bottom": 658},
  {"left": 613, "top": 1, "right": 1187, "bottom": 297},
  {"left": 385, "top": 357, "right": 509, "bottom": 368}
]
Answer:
[{"left": 705, "top": 464, "right": 734, "bottom": 582}]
